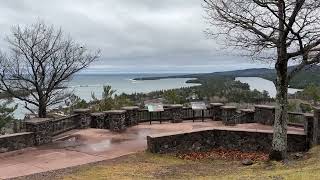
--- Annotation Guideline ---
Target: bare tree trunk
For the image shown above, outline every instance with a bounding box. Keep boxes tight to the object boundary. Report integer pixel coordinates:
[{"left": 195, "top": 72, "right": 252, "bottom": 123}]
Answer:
[
  {"left": 38, "top": 100, "right": 47, "bottom": 118},
  {"left": 270, "top": 44, "right": 289, "bottom": 160},
  {"left": 269, "top": 0, "right": 289, "bottom": 161},
  {"left": 270, "top": 72, "right": 289, "bottom": 160}
]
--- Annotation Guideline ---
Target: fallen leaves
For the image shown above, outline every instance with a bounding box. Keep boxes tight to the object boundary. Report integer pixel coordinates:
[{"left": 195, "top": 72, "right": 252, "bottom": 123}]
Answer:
[{"left": 176, "top": 148, "right": 269, "bottom": 161}]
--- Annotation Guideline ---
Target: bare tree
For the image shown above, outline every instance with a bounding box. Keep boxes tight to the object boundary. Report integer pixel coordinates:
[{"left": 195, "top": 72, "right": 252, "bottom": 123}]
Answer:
[
  {"left": 0, "top": 21, "right": 99, "bottom": 118},
  {"left": 203, "top": 0, "right": 320, "bottom": 160}
]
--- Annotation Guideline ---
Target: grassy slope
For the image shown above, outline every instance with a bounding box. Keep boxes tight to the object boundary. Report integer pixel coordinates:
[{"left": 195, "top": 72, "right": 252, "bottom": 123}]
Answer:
[{"left": 64, "top": 147, "right": 320, "bottom": 180}]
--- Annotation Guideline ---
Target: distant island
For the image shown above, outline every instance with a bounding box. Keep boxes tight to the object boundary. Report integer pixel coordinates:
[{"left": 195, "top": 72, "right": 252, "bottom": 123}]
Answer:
[{"left": 133, "top": 65, "right": 320, "bottom": 89}]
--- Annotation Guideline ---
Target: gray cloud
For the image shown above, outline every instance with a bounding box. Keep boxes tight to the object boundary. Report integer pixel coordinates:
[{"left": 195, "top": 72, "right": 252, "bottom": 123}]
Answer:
[{"left": 0, "top": 0, "right": 269, "bottom": 73}]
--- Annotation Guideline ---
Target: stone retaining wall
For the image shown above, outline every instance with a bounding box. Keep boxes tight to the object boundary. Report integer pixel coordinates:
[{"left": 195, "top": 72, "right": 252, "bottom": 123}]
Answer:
[
  {"left": 0, "top": 132, "right": 35, "bottom": 153},
  {"left": 254, "top": 105, "right": 275, "bottom": 125},
  {"left": 147, "top": 128, "right": 307, "bottom": 154},
  {"left": 315, "top": 108, "right": 320, "bottom": 144},
  {"left": 1, "top": 104, "right": 319, "bottom": 154},
  {"left": 221, "top": 106, "right": 237, "bottom": 125},
  {"left": 239, "top": 109, "right": 255, "bottom": 124},
  {"left": 26, "top": 118, "right": 53, "bottom": 145},
  {"left": 105, "top": 110, "right": 127, "bottom": 132}
]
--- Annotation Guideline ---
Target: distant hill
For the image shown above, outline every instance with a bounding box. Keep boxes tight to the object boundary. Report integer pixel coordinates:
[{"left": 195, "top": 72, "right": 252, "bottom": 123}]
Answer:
[{"left": 134, "top": 65, "right": 320, "bottom": 89}]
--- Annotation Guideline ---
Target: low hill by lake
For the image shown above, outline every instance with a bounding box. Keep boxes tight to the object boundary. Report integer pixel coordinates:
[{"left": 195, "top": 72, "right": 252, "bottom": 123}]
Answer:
[{"left": 134, "top": 65, "right": 320, "bottom": 89}]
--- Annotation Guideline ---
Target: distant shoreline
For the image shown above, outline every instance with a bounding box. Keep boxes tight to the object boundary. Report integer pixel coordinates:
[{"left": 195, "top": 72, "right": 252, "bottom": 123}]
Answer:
[
  {"left": 133, "top": 65, "right": 320, "bottom": 89},
  {"left": 133, "top": 74, "right": 202, "bottom": 81}
]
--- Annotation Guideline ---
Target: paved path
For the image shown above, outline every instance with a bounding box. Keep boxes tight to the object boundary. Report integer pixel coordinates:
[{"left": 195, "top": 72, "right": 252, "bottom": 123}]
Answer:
[{"left": 0, "top": 121, "right": 304, "bottom": 179}]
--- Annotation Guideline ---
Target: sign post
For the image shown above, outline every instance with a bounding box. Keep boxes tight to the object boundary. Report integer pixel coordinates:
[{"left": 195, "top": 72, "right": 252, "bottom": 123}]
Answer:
[
  {"left": 191, "top": 102, "right": 207, "bottom": 122},
  {"left": 146, "top": 103, "right": 164, "bottom": 124}
]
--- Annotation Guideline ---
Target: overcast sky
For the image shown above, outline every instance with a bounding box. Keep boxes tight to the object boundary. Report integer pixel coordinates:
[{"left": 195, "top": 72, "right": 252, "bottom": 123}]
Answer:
[{"left": 0, "top": 0, "right": 273, "bottom": 74}]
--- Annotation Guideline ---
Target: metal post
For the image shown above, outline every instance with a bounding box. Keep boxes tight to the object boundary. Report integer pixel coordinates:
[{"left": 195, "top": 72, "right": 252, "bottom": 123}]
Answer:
[
  {"left": 149, "top": 112, "right": 152, "bottom": 125},
  {"left": 193, "top": 110, "right": 195, "bottom": 122},
  {"left": 202, "top": 110, "right": 204, "bottom": 122}
]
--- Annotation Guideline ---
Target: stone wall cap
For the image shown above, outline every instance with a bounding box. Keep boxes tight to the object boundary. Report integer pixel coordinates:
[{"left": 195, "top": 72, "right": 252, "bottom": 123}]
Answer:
[
  {"left": 304, "top": 113, "right": 314, "bottom": 117},
  {"left": 240, "top": 109, "right": 255, "bottom": 113},
  {"left": 73, "top": 109, "right": 91, "bottom": 113},
  {"left": 91, "top": 112, "right": 105, "bottom": 116},
  {"left": 168, "top": 104, "right": 183, "bottom": 108},
  {"left": 104, "top": 110, "right": 126, "bottom": 114},
  {"left": 288, "top": 111, "right": 304, "bottom": 115},
  {"left": 0, "top": 132, "right": 34, "bottom": 139},
  {"left": 121, "top": 106, "right": 140, "bottom": 110},
  {"left": 210, "top": 103, "right": 224, "bottom": 106},
  {"left": 51, "top": 115, "right": 78, "bottom": 122},
  {"left": 25, "top": 118, "right": 53, "bottom": 124},
  {"left": 254, "top": 105, "right": 275, "bottom": 109},
  {"left": 221, "top": 106, "right": 237, "bottom": 109},
  {"left": 148, "top": 125, "right": 305, "bottom": 138}
]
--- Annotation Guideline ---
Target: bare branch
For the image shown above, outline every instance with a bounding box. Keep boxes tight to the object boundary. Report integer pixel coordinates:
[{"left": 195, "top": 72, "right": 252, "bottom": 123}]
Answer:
[{"left": 0, "top": 21, "right": 100, "bottom": 117}]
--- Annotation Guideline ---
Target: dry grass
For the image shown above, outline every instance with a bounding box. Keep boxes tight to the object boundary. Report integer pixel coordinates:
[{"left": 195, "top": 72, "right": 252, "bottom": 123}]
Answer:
[{"left": 64, "top": 147, "right": 320, "bottom": 180}]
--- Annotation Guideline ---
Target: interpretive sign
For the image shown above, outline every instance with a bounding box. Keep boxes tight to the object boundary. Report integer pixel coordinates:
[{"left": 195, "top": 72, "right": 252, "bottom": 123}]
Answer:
[
  {"left": 191, "top": 102, "right": 207, "bottom": 110},
  {"left": 146, "top": 103, "right": 164, "bottom": 112}
]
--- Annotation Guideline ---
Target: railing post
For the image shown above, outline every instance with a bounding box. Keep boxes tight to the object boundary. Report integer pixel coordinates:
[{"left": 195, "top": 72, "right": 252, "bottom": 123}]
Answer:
[
  {"left": 25, "top": 118, "right": 53, "bottom": 145},
  {"left": 104, "top": 110, "right": 127, "bottom": 132},
  {"left": 168, "top": 104, "right": 184, "bottom": 123},
  {"left": 254, "top": 105, "right": 275, "bottom": 125},
  {"left": 73, "top": 109, "right": 92, "bottom": 129},
  {"left": 304, "top": 113, "right": 317, "bottom": 148},
  {"left": 210, "top": 103, "right": 224, "bottom": 121},
  {"left": 121, "top": 106, "right": 140, "bottom": 126},
  {"left": 221, "top": 106, "right": 237, "bottom": 125}
]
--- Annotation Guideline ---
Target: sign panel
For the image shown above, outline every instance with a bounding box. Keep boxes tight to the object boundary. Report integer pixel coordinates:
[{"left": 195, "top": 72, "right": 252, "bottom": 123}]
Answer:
[
  {"left": 146, "top": 103, "right": 164, "bottom": 112},
  {"left": 191, "top": 102, "right": 207, "bottom": 110}
]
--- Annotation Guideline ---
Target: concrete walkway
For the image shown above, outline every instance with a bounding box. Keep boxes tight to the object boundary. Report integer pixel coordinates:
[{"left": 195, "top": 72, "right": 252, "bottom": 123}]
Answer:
[{"left": 0, "top": 121, "right": 304, "bottom": 179}]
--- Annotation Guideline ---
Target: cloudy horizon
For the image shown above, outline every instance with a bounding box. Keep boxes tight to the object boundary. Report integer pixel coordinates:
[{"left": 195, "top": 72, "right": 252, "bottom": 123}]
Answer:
[{"left": 0, "top": 0, "right": 273, "bottom": 74}]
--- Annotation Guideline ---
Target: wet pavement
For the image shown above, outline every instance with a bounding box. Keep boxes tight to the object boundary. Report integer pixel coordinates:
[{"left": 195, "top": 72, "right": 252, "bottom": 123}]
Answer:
[{"left": 0, "top": 120, "right": 304, "bottom": 179}]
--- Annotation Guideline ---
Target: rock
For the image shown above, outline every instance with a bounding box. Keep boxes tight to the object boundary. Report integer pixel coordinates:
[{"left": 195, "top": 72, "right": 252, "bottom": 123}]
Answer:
[
  {"left": 242, "top": 159, "right": 254, "bottom": 166},
  {"left": 0, "top": 148, "right": 8, "bottom": 153},
  {"left": 192, "top": 142, "right": 202, "bottom": 151},
  {"left": 294, "top": 152, "right": 304, "bottom": 159}
]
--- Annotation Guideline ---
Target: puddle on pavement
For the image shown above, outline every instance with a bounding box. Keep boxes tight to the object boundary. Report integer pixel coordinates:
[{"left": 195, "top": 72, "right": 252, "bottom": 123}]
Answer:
[
  {"left": 50, "top": 128, "right": 159, "bottom": 152},
  {"left": 80, "top": 137, "right": 132, "bottom": 152},
  {"left": 52, "top": 134, "right": 84, "bottom": 148},
  {"left": 127, "top": 128, "right": 153, "bottom": 139},
  {"left": 53, "top": 135, "right": 133, "bottom": 152}
]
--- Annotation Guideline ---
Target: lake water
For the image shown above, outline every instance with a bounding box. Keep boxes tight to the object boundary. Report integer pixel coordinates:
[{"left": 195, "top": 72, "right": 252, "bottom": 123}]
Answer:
[
  {"left": 13, "top": 74, "right": 200, "bottom": 119},
  {"left": 69, "top": 74, "right": 200, "bottom": 101},
  {"left": 235, "top": 77, "right": 301, "bottom": 98},
  {"left": 12, "top": 75, "right": 302, "bottom": 119}
]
